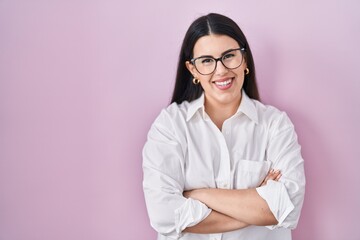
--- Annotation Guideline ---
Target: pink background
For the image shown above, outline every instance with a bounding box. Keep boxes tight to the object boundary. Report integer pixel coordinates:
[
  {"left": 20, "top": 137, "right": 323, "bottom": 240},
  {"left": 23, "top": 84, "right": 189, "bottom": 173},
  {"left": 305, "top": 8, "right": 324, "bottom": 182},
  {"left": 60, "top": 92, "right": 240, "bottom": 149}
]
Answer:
[{"left": 1, "top": 1, "right": 359, "bottom": 240}]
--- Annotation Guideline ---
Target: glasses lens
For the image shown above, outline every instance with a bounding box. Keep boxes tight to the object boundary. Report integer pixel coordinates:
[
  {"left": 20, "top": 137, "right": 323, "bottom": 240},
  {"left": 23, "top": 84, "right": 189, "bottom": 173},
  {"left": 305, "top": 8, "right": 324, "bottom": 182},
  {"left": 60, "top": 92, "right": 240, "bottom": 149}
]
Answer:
[
  {"left": 222, "top": 49, "right": 243, "bottom": 69},
  {"left": 194, "top": 57, "right": 216, "bottom": 75},
  {"left": 193, "top": 49, "right": 244, "bottom": 75}
]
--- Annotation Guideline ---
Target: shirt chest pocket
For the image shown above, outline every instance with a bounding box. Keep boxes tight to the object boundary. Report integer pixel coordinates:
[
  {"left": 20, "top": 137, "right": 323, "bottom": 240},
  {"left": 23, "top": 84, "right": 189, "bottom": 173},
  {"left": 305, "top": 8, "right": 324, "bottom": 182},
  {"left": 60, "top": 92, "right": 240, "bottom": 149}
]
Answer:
[{"left": 233, "top": 160, "right": 270, "bottom": 189}]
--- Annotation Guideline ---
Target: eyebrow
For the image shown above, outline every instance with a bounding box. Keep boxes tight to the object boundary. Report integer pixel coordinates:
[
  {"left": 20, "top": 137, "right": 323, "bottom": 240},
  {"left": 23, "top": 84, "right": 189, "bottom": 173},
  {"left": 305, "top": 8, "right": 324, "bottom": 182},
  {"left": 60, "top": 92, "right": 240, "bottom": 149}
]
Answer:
[{"left": 195, "top": 48, "right": 239, "bottom": 59}]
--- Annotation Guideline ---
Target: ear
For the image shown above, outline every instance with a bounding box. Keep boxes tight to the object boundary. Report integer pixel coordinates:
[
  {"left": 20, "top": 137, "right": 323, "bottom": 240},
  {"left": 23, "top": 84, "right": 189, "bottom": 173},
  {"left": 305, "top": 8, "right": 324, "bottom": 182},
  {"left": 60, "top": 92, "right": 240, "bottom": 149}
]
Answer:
[
  {"left": 243, "top": 55, "right": 248, "bottom": 69},
  {"left": 185, "top": 61, "right": 198, "bottom": 78}
]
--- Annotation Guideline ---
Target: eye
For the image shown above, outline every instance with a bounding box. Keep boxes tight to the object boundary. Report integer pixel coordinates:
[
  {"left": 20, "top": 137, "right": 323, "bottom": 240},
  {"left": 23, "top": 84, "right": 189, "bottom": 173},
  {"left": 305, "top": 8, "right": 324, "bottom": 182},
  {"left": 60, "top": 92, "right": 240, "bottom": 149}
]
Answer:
[
  {"left": 200, "top": 58, "right": 215, "bottom": 64},
  {"left": 223, "top": 53, "right": 235, "bottom": 60}
]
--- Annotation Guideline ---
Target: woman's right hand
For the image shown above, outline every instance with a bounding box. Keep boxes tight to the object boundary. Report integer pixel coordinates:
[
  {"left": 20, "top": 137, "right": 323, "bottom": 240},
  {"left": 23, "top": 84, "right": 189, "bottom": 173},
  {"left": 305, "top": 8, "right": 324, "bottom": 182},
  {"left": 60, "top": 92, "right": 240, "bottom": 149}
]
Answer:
[{"left": 259, "top": 169, "right": 282, "bottom": 187}]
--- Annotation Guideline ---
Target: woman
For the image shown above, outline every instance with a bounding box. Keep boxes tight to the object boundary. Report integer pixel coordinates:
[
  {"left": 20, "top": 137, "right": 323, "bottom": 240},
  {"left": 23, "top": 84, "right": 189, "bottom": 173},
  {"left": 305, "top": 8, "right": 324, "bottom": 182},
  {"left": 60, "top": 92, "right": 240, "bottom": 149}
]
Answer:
[{"left": 143, "top": 13, "right": 305, "bottom": 240}]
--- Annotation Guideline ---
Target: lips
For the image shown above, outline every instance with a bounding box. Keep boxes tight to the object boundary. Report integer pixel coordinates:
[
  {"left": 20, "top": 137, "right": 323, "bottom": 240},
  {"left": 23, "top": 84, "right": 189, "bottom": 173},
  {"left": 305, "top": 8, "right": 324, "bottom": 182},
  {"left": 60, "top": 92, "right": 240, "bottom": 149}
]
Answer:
[{"left": 212, "top": 77, "right": 234, "bottom": 90}]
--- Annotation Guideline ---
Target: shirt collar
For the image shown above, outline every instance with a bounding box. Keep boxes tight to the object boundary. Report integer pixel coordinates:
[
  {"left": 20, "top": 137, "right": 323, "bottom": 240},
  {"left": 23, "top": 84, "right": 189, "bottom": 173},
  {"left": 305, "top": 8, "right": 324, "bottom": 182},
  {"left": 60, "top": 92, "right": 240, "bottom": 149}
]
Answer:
[
  {"left": 236, "top": 89, "right": 259, "bottom": 124},
  {"left": 186, "top": 93, "right": 206, "bottom": 122},
  {"left": 186, "top": 90, "right": 259, "bottom": 124}
]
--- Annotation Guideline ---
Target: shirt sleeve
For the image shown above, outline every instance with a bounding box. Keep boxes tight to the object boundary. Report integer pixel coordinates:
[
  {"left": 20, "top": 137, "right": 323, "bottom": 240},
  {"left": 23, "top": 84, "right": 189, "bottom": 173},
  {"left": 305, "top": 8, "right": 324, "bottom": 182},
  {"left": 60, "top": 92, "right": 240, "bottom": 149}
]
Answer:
[
  {"left": 142, "top": 110, "right": 211, "bottom": 239},
  {"left": 256, "top": 112, "right": 306, "bottom": 230}
]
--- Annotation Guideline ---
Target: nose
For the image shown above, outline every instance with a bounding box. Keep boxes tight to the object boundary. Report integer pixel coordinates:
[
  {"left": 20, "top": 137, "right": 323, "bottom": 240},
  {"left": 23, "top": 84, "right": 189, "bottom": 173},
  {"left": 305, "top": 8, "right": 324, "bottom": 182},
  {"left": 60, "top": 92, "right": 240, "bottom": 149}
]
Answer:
[{"left": 214, "top": 59, "right": 228, "bottom": 75}]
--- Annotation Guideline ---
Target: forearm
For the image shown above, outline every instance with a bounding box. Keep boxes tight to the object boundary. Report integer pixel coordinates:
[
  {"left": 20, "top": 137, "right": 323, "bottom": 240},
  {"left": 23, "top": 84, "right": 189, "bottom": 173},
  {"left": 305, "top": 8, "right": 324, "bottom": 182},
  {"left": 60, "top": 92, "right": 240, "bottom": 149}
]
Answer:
[
  {"left": 189, "top": 188, "right": 278, "bottom": 226},
  {"left": 183, "top": 210, "right": 249, "bottom": 234}
]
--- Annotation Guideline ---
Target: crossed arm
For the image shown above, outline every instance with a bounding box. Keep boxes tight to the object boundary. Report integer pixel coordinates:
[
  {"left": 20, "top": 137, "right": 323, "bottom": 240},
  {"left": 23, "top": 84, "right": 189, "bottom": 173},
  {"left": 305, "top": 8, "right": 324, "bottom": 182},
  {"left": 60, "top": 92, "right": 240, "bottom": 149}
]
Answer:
[{"left": 183, "top": 170, "right": 282, "bottom": 234}]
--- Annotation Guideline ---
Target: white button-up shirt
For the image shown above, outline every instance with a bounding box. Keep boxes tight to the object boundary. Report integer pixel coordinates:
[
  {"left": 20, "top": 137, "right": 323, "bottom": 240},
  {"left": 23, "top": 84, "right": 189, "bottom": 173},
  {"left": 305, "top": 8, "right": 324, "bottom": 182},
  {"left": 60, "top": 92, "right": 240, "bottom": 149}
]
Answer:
[{"left": 143, "top": 91, "right": 305, "bottom": 240}]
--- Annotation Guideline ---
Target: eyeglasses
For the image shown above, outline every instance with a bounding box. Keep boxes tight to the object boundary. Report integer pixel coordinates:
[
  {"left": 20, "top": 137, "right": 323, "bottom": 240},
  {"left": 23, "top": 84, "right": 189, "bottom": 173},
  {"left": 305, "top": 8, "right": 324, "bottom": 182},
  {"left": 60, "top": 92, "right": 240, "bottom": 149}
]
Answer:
[{"left": 190, "top": 48, "right": 245, "bottom": 75}]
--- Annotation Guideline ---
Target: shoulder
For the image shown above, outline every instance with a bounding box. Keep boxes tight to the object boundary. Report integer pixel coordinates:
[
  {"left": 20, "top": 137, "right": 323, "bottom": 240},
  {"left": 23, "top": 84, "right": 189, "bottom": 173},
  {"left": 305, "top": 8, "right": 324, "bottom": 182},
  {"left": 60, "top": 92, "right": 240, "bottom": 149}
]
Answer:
[
  {"left": 253, "top": 100, "right": 294, "bottom": 133},
  {"left": 154, "top": 101, "right": 189, "bottom": 125},
  {"left": 149, "top": 101, "right": 190, "bottom": 137}
]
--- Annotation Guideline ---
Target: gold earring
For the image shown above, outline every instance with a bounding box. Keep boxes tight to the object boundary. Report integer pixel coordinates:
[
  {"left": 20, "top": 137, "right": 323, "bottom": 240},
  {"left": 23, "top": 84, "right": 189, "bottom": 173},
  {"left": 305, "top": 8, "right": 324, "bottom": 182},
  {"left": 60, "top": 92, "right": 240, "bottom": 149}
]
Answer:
[
  {"left": 193, "top": 78, "right": 200, "bottom": 84},
  {"left": 245, "top": 68, "right": 250, "bottom": 75}
]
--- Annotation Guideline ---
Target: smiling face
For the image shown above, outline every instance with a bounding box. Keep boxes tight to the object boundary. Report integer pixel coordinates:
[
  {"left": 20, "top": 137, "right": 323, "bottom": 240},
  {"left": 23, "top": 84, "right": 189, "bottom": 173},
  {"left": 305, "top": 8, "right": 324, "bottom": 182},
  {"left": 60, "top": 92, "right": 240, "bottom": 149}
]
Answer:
[{"left": 186, "top": 34, "right": 247, "bottom": 109}]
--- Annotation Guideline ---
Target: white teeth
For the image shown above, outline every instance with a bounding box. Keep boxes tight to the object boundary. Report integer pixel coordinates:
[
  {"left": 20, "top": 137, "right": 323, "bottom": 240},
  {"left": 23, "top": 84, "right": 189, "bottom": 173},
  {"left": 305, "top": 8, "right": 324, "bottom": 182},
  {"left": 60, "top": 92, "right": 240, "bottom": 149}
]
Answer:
[{"left": 214, "top": 79, "right": 232, "bottom": 86}]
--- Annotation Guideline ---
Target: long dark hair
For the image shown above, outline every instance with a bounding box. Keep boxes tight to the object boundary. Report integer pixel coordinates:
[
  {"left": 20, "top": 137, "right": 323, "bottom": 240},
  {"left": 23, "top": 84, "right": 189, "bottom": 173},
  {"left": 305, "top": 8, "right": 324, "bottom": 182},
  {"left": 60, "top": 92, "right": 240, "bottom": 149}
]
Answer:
[{"left": 171, "top": 13, "right": 260, "bottom": 104}]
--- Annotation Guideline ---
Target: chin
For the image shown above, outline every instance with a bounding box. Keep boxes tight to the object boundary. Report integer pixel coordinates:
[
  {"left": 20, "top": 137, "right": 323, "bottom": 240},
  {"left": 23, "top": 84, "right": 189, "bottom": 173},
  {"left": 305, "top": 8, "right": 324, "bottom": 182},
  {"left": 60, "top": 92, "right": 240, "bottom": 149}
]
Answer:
[{"left": 214, "top": 93, "right": 241, "bottom": 105}]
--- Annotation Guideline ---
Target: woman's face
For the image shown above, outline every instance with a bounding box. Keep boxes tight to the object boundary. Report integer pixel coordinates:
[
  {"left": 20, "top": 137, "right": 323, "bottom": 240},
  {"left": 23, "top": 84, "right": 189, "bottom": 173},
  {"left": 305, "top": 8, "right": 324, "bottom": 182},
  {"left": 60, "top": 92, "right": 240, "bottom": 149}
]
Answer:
[{"left": 186, "top": 34, "right": 247, "bottom": 108}]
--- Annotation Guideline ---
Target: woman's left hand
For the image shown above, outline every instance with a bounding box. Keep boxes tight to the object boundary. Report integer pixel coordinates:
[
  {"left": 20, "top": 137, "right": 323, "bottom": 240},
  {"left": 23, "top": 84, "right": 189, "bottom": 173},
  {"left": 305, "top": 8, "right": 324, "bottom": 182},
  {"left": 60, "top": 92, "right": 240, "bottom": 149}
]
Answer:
[{"left": 258, "top": 169, "right": 282, "bottom": 187}]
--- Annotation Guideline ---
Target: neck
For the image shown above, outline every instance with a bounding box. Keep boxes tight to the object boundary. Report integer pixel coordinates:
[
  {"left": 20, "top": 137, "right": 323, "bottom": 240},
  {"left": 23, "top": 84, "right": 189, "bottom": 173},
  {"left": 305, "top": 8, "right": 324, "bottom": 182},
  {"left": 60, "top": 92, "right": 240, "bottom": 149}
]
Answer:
[{"left": 204, "top": 94, "right": 242, "bottom": 130}]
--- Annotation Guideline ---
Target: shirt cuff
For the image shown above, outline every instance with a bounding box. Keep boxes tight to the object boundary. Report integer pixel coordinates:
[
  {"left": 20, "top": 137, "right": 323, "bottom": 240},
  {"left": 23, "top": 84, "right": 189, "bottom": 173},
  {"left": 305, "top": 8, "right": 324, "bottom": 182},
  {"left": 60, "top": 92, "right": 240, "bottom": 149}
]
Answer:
[
  {"left": 256, "top": 180, "right": 294, "bottom": 229},
  {"left": 174, "top": 198, "right": 212, "bottom": 235}
]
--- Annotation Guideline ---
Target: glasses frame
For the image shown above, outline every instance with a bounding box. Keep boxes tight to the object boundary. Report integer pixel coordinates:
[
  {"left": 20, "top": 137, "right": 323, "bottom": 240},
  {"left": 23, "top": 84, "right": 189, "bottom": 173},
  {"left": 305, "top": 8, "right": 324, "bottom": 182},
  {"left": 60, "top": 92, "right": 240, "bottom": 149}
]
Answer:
[{"left": 190, "top": 47, "right": 246, "bottom": 75}]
